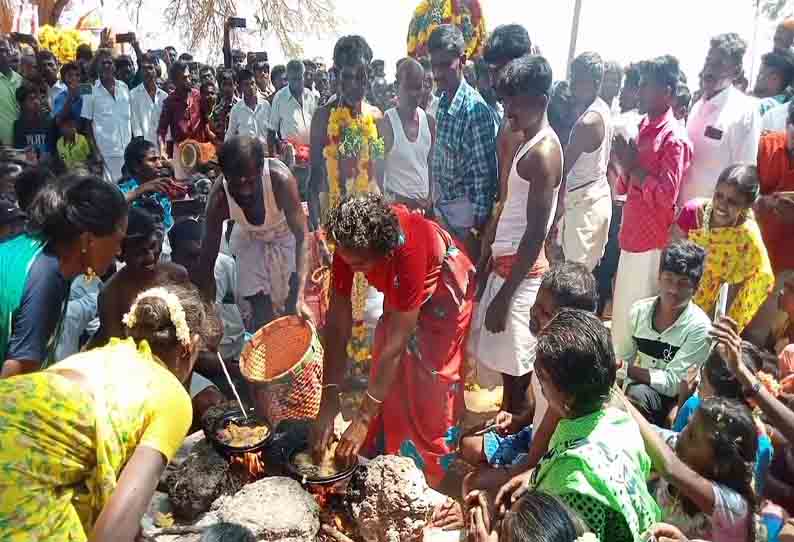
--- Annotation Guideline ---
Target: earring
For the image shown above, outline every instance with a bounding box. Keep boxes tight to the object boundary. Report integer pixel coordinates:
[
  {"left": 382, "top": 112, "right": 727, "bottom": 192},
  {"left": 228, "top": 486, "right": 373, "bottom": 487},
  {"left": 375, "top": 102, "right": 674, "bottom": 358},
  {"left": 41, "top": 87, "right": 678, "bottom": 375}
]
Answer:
[{"left": 82, "top": 248, "right": 96, "bottom": 282}]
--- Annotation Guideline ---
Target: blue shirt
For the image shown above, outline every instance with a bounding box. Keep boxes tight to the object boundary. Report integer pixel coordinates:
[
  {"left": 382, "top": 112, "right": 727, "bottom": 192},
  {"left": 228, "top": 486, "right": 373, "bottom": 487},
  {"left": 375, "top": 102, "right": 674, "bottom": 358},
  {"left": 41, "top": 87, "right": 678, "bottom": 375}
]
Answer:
[
  {"left": 430, "top": 80, "right": 498, "bottom": 226},
  {"left": 6, "top": 247, "right": 68, "bottom": 365},
  {"left": 673, "top": 394, "right": 773, "bottom": 494},
  {"left": 118, "top": 178, "right": 174, "bottom": 231},
  {"left": 52, "top": 90, "right": 83, "bottom": 123}
]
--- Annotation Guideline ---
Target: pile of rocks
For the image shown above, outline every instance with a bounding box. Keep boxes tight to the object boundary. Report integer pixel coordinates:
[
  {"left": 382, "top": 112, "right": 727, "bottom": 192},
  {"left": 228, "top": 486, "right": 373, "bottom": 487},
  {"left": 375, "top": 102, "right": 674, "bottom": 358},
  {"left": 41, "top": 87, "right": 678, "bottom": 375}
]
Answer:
[{"left": 147, "top": 426, "right": 454, "bottom": 542}]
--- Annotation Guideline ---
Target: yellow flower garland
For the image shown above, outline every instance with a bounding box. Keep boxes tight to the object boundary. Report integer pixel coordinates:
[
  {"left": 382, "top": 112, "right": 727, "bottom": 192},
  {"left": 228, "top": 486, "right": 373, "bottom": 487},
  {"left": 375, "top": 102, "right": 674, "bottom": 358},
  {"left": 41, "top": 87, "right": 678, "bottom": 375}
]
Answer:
[
  {"left": 37, "top": 25, "right": 89, "bottom": 64},
  {"left": 325, "top": 106, "right": 385, "bottom": 364}
]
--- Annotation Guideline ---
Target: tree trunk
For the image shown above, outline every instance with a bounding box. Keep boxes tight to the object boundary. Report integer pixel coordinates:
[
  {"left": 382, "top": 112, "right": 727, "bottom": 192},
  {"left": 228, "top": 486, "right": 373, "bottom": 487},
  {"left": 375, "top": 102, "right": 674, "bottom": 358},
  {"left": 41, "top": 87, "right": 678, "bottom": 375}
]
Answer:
[
  {"left": 34, "top": 0, "right": 71, "bottom": 26},
  {"left": 0, "top": 0, "right": 13, "bottom": 33}
]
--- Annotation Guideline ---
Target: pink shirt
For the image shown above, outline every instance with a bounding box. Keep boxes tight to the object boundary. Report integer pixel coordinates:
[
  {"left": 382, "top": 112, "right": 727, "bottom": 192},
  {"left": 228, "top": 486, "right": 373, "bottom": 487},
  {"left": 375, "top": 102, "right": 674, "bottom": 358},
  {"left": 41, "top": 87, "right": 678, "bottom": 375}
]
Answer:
[{"left": 618, "top": 108, "right": 693, "bottom": 252}]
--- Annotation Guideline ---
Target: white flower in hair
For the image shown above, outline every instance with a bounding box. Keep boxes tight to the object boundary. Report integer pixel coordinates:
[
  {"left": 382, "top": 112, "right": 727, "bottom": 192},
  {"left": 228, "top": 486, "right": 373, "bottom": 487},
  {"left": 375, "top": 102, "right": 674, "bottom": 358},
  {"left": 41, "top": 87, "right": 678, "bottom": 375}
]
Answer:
[
  {"left": 122, "top": 287, "right": 191, "bottom": 346},
  {"left": 575, "top": 534, "right": 598, "bottom": 542}
]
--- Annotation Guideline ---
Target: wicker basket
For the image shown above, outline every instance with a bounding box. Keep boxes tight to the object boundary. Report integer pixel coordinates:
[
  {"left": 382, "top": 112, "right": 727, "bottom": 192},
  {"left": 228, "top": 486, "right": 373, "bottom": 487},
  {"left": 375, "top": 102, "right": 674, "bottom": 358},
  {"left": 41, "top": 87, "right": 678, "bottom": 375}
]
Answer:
[{"left": 240, "top": 316, "right": 324, "bottom": 424}]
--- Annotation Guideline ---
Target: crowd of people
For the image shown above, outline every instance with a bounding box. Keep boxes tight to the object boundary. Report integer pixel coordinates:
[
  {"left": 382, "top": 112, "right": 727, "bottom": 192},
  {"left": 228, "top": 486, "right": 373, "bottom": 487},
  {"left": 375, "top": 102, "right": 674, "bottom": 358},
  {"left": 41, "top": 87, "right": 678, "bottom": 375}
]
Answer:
[{"left": 1, "top": 10, "right": 794, "bottom": 542}]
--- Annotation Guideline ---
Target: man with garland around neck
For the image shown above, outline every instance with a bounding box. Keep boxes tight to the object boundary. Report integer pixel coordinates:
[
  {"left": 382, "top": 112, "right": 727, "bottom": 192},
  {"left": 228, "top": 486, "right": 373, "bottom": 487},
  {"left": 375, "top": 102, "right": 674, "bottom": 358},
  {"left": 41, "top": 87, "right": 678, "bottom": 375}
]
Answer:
[{"left": 309, "top": 35, "right": 384, "bottom": 224}]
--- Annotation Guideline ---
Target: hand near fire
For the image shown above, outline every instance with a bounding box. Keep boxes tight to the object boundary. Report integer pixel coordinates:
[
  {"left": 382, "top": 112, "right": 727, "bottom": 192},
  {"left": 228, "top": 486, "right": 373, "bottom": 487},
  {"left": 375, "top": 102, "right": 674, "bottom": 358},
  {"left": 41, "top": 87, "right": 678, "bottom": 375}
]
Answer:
[
  {"left": 311, "top": 389, "right": 341, "bottom": 464},
  {"left": 335, "top": 415, "right": 369, "bottom": 467}
]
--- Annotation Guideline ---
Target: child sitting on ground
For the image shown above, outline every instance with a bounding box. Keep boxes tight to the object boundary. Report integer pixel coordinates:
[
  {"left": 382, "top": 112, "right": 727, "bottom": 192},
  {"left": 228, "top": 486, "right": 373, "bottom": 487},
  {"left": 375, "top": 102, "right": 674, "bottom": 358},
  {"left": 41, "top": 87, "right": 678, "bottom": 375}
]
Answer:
[
  {"left": 623, "top": 317, "right": 768, "bottom": 542},
  {"left": 459, "top": 262, "right": 598, "bottom": 492},
  {"left": 626, "top": 393, "right": 759, "bottom": 542},
  {"left": 672, "top": 340, "right": 774, "bottom": 496},
  {"left": 615, "top": 240, "right": 713, "bottom": 427}
]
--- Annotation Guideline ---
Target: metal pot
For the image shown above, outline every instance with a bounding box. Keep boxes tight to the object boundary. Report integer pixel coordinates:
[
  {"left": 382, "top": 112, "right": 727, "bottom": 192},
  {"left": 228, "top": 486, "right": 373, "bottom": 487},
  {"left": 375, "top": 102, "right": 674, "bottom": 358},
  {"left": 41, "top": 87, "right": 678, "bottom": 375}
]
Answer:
[
  {"left": 284, "top": 444, "right": 358, "bottom": 488},
  {"left": 208, "top": 407, "right": 273, "bottom": 459}
]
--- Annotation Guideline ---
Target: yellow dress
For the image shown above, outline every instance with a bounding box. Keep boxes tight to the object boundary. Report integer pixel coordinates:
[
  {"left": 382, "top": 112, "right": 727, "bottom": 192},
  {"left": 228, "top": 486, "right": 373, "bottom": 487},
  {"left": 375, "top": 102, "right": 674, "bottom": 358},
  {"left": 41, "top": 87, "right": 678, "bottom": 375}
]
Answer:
[
  {"left": 687, "top": 200, "right": 775, "bottom": 332},
  {"left": 0, "top": 338, "right": 192, "bottom": 541}
]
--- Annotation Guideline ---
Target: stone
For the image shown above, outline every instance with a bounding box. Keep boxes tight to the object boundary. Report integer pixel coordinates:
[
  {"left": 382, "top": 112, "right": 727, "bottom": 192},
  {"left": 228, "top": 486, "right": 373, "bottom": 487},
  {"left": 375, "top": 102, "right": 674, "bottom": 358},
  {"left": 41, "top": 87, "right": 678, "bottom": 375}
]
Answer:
[
  {"left": 159, "top": 432, "right": 205, "bottom": 492},
  {"left": 205, "top": 477, "right": 320, "bottom": 542},
  {"left": 165, "top": 438, "right": 246, "bottom": 521},
  {"left": 348, "top": 456, "right": 448, "bottom": 542}
]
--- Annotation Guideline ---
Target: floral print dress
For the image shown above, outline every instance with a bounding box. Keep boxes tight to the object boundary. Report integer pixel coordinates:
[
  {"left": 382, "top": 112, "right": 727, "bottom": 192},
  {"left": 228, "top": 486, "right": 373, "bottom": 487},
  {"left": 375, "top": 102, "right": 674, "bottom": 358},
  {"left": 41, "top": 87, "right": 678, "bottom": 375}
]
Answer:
[{"left": 677, "top": 199, "right": 775, "bottom": 332}]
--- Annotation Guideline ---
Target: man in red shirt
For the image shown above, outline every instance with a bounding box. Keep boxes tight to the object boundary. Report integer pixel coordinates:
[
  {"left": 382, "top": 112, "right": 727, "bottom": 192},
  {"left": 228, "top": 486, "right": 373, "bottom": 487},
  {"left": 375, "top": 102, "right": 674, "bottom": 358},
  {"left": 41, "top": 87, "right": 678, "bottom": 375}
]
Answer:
[
  {"left": 746, "top": 101, "right": 794, "bottom": 343},
  {"left": 157, "top": 61, "right": 206, "bottom": 160},
  {"left": 610, "top": 56, "right": 693, "bottom": 353}
]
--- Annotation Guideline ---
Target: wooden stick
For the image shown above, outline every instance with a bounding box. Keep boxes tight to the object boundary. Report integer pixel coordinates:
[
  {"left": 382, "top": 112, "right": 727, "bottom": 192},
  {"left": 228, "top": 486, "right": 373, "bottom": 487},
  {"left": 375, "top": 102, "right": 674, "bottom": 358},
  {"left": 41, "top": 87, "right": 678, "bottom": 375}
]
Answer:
[
  {"left": 217, "top": 352, "right": 248, "bottom": 420},
  {"left": 142, "top": 525, "right": 206, "bottom": 540},
  {"left": 321, "top": 524, "right": 356, "bottom": 542}
]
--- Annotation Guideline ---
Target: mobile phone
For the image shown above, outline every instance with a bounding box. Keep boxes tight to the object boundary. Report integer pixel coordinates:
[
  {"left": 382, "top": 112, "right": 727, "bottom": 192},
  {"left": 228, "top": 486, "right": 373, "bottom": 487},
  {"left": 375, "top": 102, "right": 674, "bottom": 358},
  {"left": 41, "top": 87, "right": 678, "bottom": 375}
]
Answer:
[
  {"left": 116, "top": 32, "right": 136, "bottom": 43},
  {"left": 228, "top": 17, "right": 246, "bottom": 28},
  {"left": 254, "top": 51, "right": 268, "bottom": 62},
  {"left": 79, "top": 83, "right": 93, "bottom": 96},
  {"left": 714, "top": 283, "right": 729, "bottom": 321}
]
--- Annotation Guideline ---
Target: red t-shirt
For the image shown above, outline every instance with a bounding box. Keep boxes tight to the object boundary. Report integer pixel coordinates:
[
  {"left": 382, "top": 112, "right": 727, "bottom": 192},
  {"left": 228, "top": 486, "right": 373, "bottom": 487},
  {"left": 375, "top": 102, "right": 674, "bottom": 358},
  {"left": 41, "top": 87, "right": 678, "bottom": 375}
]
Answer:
[{"left": 331, "top": 207, "right": 445, "bottom": 312}]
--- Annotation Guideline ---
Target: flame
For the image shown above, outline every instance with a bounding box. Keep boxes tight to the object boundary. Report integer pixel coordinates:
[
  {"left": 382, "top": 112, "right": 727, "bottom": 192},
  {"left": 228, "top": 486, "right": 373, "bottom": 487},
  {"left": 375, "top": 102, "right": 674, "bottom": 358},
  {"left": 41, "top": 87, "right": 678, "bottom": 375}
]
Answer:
[
  {"left": 312, "top": 486, "right": 356, "bottom": 540},
  {"left": 229, "top": 452, "right": 267, "bottom": 480}
]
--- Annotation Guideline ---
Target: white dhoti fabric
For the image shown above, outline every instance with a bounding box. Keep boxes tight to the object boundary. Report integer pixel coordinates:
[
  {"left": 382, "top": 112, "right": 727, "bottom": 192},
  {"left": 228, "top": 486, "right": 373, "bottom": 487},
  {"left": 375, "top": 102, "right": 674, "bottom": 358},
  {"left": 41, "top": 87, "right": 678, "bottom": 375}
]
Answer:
[
  {"left": 469, "top": 272, "right": 542, "bottom": 377},
  {"left": 229, "top": 225, "right": 296, "bottom": 311},
  {"left": 103, "top": 156, "right": 124, "bottom": 184},
  {"left": 610, "top": 249, "right": 662, "bottom": 354},
  {"left": 530, "top": 371, "right": 548, "bottom": 431},
  {"left": 562, "top": 181, "right": 612, "bottom": 272}
]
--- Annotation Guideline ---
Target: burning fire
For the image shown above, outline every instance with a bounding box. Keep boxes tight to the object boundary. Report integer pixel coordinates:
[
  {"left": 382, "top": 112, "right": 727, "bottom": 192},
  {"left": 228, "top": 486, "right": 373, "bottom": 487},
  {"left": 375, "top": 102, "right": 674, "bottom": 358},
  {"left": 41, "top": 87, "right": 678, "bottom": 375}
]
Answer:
[
  {"left": 227, "top": 451, "right": 358, "bottom": 540},
  {"left": 312, "top": 485, "right": 357, "bottom": 541},
  {"left": 230, "top": 452, "right": 267, "bottom": 480}
]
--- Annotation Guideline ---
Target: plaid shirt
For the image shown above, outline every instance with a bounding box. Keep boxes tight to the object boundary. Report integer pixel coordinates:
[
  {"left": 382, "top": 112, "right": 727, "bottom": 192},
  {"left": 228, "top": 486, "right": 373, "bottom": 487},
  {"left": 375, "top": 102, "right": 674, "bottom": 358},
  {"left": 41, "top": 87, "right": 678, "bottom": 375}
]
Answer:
[{"left": 431, "top": 80, "right": 498, "bottom": 226}]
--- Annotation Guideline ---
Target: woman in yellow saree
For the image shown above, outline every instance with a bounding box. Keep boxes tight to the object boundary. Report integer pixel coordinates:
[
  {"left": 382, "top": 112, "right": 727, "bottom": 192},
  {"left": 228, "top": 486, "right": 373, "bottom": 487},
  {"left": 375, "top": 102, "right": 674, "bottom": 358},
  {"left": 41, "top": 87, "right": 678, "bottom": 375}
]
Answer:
[
  {"left": 0, "top": 283, "right": 214, "bottom": 542},
  {"left": 674, "top": 165, "right": 775, "bottom": 332}
]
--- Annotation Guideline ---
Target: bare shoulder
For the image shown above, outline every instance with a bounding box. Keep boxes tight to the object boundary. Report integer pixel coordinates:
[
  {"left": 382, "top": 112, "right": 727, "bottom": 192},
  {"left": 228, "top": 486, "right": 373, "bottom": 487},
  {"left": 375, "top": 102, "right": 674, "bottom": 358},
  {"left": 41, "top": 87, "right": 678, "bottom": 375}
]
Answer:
[
  {"left": 158, "top": 262, "right": 190, "bottom": 284},
  {"left": 267, "top": 157, "right": 294, "bottom": 183},
  {"left": 578, "top": 110, "right": 604, "bottom": 131},
  {"left": 519, "top": 135, "right": 563, "bottom": 183}
]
